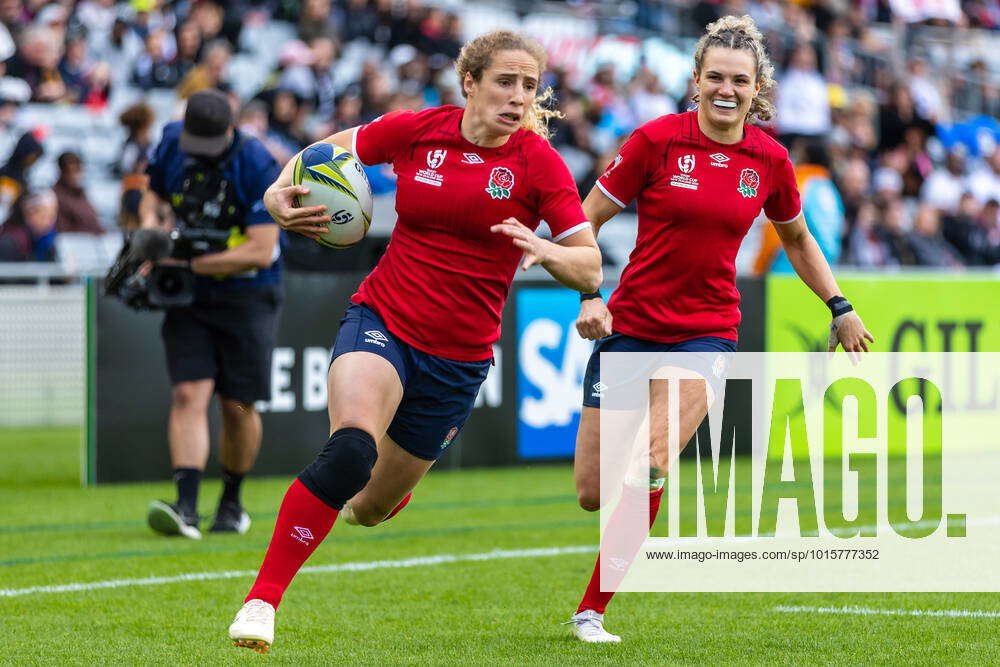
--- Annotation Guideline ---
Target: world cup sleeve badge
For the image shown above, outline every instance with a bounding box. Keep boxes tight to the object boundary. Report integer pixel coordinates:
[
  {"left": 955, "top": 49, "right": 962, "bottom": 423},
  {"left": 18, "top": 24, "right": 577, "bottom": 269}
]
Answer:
[
  {"left": 485, "top": 166, "right": 515, "bottom": 200},
  {"left": 738, "top": 168, "right": 759, "bottom": 198}
]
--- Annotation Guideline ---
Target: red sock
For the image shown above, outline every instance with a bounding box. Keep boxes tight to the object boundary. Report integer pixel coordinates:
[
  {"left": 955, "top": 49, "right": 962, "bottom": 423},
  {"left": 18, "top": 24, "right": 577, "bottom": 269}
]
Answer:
[
  {"left": 245, "top": 479, "right": 339, "bottom": 609},
  {"left": 383, "top": 492, "right": 412, "bottom": 521},
  {"left": 576, "top": 486, "right": 663, "bottom": 615}
]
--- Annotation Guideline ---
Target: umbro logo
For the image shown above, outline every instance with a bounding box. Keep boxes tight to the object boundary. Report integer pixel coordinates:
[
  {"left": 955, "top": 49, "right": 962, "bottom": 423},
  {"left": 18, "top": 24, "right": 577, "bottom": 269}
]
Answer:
[
  {"left": 592, "top": 381, "right": 607, "bottom": 398},
  {"left": 364, "top": 330, "right": 388, "bottom": 347},
  {"left": 291, "top": 526, "right": 314, "bottom": 544},
  {"left": 709, "top": 152, "right": 730, "bottom": 168},
  {"left": 462, "top": 152, "right": 484, "bottom": 164}
]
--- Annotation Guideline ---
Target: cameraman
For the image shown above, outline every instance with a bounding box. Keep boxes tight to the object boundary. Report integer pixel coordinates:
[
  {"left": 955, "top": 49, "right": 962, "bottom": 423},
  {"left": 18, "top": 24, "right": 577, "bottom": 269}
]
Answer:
[{"left": 142, "top": 89, "right": 282, "bottom": 539}]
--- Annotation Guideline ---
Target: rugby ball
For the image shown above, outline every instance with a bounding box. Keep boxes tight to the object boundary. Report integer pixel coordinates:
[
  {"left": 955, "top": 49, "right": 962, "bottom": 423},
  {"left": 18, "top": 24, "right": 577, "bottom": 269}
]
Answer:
[{"left": 292, "top": 143, "right": 373, "bottom": 249}]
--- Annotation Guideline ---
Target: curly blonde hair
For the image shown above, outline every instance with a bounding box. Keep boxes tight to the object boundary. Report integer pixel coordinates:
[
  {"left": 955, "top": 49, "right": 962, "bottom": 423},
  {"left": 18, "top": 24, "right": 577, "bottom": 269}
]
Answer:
[
  {"left": 691, "top": 14, "right": 776, "bottom": 123},
  {"left": 455, "top": 30, "right": 563, "bottom": 140}
]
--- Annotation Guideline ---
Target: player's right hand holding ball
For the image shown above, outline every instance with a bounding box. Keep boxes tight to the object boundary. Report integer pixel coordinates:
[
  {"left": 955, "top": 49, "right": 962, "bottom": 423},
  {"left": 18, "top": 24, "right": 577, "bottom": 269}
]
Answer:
[{"left": 263, "top": 183, "right": 329, "bottom": 240}]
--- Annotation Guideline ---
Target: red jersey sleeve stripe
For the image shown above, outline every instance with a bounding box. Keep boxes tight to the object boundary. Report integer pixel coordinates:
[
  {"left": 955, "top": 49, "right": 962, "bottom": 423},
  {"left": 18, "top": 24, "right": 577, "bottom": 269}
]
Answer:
[
  {"left": 771, "top": 209, "right": 802, "bottom": 225},
  {"left": 551, "top": 220, "right": 591, "bottom": 243},
  {"left": 596, "top": 180, "right": 627, "bottom": 209}
]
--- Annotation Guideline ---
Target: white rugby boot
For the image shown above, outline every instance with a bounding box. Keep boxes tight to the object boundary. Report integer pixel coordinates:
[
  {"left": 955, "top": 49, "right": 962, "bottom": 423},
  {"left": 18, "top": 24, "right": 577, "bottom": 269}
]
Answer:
[
  {"left": 229, "top": 599, "right": 275, "bottom": 653},
  {"left": 565, "top": 609, "right": 621, "bottom": 643}
]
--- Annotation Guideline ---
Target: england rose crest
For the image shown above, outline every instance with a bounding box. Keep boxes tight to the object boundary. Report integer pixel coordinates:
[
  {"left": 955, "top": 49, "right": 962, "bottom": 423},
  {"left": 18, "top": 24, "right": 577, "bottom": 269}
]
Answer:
[
  {"left": 738, "top": 168, "right": 759, "bottom": 198},
  {"left": 486, "top": 166, "right": 515, "bottom": 199}
]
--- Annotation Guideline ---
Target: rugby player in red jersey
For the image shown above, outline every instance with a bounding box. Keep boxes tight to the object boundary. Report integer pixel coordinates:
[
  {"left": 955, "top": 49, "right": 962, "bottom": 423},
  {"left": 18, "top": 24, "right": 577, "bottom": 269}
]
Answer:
[
  {"left": 225, "top": 30, "right": 602, "bottom": 652},
  {"left": 565, "top": 15, "right": 874, "bottom": 642}
]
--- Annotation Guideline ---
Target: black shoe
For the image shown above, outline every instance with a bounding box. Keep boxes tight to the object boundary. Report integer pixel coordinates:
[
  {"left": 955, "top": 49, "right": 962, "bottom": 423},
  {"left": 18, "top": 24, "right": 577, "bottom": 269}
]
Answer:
[
  {"left": 147, "top": 500, "right": 202, "bottom": 539},
  {"left": 210, "top": 499, "right": 251, "bottom": 534}
]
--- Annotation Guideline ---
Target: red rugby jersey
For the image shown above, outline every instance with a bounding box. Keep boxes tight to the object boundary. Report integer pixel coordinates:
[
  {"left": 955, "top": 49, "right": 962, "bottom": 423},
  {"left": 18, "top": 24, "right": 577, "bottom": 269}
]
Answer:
[
  {"left": 351, "top": 106, "right": 589, "bottom": 361},
  {"left": 597, "top": 111, "right": 801, "bottom": 343}
]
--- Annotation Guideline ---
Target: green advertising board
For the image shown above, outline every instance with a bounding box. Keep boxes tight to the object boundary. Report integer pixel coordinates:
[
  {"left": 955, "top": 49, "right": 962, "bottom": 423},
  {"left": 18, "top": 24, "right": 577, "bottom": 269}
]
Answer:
[
  {"left": 766, "top": 273, "right": 1000, "bottom": 353},
  {"left": 766, "top": 273, "right": 999, "bottom": 459}
]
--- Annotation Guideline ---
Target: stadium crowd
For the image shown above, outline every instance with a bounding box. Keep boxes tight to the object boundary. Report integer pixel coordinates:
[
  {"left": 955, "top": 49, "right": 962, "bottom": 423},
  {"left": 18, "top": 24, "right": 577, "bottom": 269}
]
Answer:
[{"left": 0, "top": 0, "right": 997, "bottom": 268}]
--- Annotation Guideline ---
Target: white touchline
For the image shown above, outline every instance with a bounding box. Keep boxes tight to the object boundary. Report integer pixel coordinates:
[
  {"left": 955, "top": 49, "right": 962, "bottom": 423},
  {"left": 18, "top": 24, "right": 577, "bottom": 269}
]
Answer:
[
  {"left": 775, "top": 605, "right": 1000, "bottom": 618},
  {"left": 0, "top": 545, "right": 597, "bottom": 598}
]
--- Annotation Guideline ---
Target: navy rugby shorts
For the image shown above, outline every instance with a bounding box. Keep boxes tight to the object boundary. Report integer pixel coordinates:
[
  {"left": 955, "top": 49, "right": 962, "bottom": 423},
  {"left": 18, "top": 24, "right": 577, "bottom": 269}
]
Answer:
[
  {"left": 582, "top": 332, "right": 737, "bottom": 409},
  {"left": 331, "top": 303, "right": 491, "bottom": 461}
]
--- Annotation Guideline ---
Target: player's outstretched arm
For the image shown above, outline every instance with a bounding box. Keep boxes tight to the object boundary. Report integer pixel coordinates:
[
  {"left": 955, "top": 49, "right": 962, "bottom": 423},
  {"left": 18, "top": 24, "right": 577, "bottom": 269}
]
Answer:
[
  {"left": 490, "top": 218, "right": 602, "bottom": 293},
  {"left": 773, "top": 215, "right": 874, "bottom": 356}
]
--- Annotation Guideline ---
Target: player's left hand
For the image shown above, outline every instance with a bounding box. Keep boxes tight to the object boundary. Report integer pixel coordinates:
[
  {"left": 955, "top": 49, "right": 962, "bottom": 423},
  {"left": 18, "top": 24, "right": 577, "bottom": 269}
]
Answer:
[
  {"left": 490, "top": 217, "right": 551, "bottom": 270},
  {"left": 828, "top": 311, "right": 874, "bottom": 362}
]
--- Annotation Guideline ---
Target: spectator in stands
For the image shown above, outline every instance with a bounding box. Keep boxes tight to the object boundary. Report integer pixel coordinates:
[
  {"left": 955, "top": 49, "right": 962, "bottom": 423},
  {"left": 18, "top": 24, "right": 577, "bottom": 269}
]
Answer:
[
  {"left": 835, "top": 156, "right": 871, "bottom": 228},
  {"left": 239, "top": 98, "right": 296, "bottom": 164},
  {"left": 968, "top": 147, "right": 1000, "bottom": 205},
  {"left": 754, "top": 142, "right": 844, "bottom": 274},
  {"left": 907, "top": 56, "right": 945, "bottom": 122},
  {"left": 59, "top": 30, "right": 90, "bottom": 101},
  {"left": 0, "top": 129, "right": 42, "bottom": 225},
  {"left": 358, "top": 60, "right": 393, "bottom": 120},
  {"left": 7, "top": 24, "right": 67, "bottom": 102},
  {"left": 845, "top": 200, "right": 893, "bottom": 267},
  {"left": 277, "top": 36, "right": 338, "bottom": 119},
  {"left": 873, "top": 147, "right": 908, "bottom": 204},
  {"left": 0, "top": 1, "right": 26, "bottom": 36},
  {"left": 176, "top": 38, "right": 230, "bottom": 99},
  {"left": 75, "top": 0, "right": 116, "bottom": 49},
  {"left": 0, "top": 57, "right": 30, "bottom": 160},
  {"left": 921, "top": 145, "right": 969, "bottom": 214},
  {"left": 116, "top": 103, "right": 154, "bottom": 232},
  {"left": 265, "top": 88, "right": 308, "bottom": 155},
  {"left": 900, "top": 123, "right": 933, "bottom": 198},
  {"left": 0, "top": 188, "right": 58, "bottom": 261},
  {"left": 94, "top": 16, "right": 143, "bottom": 85},
  {"left": 878, "top": 81, "right": 934, "bottom": 152},
  {"left": 172, "top": 20, "right": 203, "bottom": 82},
  {"left": 876, "top": 197, "right": 916, "bottom": 265},
  {"left": 952, "top": 59, "right": 999, "bottom": 118},
  {"left": 776, "top": 43, "right": 830, "bottom": 144},
  {"left": 628, "top": 65, "right": 676, "bottom": 126},
  {"left": 132, "top": 27, "right": 177, "bottom": 90},
  {"left": 941, "top": 191, "right": 995, "bottom": 264},
  {"left": 416, "top": 6, "right": 459, "bottom": 58},
  {"left": 188, "top": 1, "right": 226, "bottom": 48},
  {"left": 117, "top": 101, "right": 154, "bottom": 176},
  {"left": 53, "top": 151, "right": 103, "bottom": 234},
  {"left": 342, "top": 0, "right": 378, "bottom": 44},
  {"left": 907, "top": 203, "right": 963, "bottom": 267},
  {"left": 34, "top": 3, "right": 68, "bottom": 44},
  {"left": 297, "top": 0, "right": 337, "bottom": 43}
]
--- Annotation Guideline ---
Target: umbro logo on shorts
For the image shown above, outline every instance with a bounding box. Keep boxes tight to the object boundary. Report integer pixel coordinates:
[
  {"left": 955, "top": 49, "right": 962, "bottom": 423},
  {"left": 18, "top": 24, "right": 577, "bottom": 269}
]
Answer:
[
  {"left": 364, "top": 330, "right": 388, "bottom": 347},
  {"left": 592, "top": 381, "right": 607, "bottom": 398},
  {"left": 291, "top": 526, "right": 314, "bottom": 544}
]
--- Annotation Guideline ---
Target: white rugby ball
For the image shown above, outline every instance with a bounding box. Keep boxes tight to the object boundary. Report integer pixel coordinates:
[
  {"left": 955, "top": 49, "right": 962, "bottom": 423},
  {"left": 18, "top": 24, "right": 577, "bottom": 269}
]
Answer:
[{"left": 292, "top": 143, "right": 373, "bottom": 249}]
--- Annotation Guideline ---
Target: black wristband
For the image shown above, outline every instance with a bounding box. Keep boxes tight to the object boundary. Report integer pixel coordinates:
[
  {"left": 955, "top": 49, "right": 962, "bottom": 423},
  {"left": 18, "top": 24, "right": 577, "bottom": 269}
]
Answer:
[
  {"left": 826, "top": 296, "right": 853, "bottom": 318},
  {"left": 580, "top": 291, "right": 602, "bottom": 302}
]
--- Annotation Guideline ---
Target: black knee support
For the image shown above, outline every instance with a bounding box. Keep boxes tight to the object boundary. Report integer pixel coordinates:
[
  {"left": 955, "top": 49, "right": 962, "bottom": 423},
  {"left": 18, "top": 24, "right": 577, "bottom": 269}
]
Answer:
[{"left": 298, "top": 427, "right": 377, "bottom": 510}]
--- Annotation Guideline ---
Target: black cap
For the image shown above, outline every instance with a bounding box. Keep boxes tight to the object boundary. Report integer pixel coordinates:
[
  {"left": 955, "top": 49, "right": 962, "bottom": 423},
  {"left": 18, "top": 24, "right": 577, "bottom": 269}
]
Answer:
[{"left": 180, "top": 89, "right": 233, "bottom": 157}]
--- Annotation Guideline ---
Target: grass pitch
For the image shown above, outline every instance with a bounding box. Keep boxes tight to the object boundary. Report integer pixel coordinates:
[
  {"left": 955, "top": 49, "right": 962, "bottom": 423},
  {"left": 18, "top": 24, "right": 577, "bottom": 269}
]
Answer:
[{"left": 2, "top": 428, "right": 998, "bottom": 665}]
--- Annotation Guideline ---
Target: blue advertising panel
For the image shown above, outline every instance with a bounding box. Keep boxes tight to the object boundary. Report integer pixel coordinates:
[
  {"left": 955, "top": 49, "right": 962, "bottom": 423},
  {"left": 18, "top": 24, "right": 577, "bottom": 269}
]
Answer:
[{"left": 516, "top": 288, "right": 603, "bottom": 458}]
